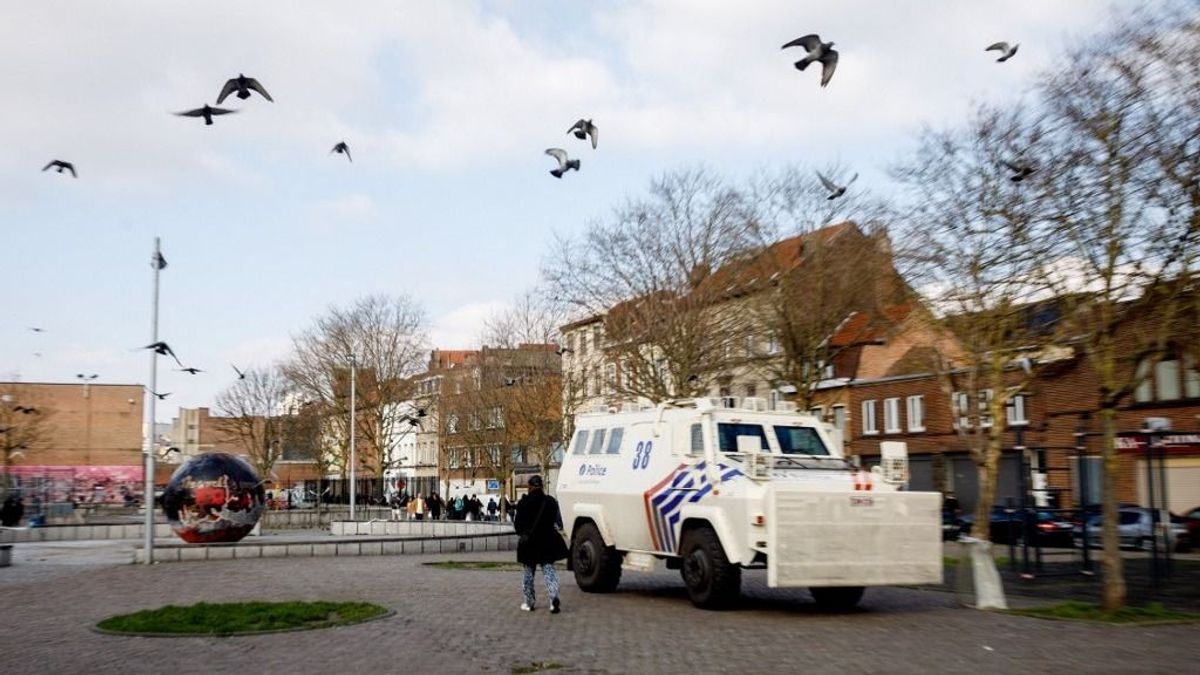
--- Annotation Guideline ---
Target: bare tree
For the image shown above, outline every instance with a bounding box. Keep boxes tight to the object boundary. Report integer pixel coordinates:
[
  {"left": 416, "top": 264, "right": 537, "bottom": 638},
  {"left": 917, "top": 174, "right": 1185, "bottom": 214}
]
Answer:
[
  {"left": 284, "top": 294, "right": 429, "bottom": 500},
  {"left": 544, "top": 167, "right": 764, "bottom": 401},
  {"left": 893, "top": 103, "right": 1053, "bottom": 536},
  {"left": 1018, "top": 8, "right": 1196, "bottom": 610},
  {"left": 214, "top": 366, "right": 291, "bottom": 482},
  {"left": 0, "top": 384, "right": 53, "bottom": 499},
  {"left": 279, "top": 401, "right": 336, "bottom": 511}
]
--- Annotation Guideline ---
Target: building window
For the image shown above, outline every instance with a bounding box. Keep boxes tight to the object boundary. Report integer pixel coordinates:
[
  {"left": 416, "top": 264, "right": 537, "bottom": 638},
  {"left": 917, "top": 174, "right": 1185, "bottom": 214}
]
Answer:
[
  {"left": 809, "top": 406, "right": 824, "bottom": 421},
  {"left": 1187, "top": 355, "right": 1200, "bottom": 398},
  {"left": 767, "top": 335, "right": 780, "bottom": 355},
  {"left": 1156, "top": 359, "right": 1181, "bottom": 401},
  {"left": 447, "top": 414, "right": 459, "bottom": 434},
  {"left": 605, "top": 363, "right": 617, "bottom": 394},
  {"left": 953, "top": 391, "right": 970, "bottom": 429},
  {"left": 580, "top": 332, "right": 589, "bottom": 355},
  {"left": 832, "top": 405, "right": 847, "bottom": 434},
  {"left": 745, "top": 383, "right": 757, "bottom": 398},
  {"left": 768, "top": 389, "right": 781, "bottom": 411},
  {"left": 862, "top": 399, "right": 878, "bottom": 435},
  {"left": 1006, "top": 394, "right": 1027, "bottom": 426},
  {"left": 906, "top": 395, "right": 925, "bottom": 432},
  {"left": 979, "top": 389, "right": 993, "bottom": 428},
  {"left": 884, "top": 398, "right": 901, "bottom": 433},
  {"left": 821, "top": 361, "right": 834, "bottom": 379},
  {"left": 744, "top": 334, "right": 756, "bottom": 357}
]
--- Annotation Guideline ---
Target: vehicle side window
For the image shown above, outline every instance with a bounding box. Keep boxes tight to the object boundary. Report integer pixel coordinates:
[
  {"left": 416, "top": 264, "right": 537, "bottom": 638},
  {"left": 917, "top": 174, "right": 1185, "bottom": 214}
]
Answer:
[
  {"left": 589, "top": 429, "right": 607, "bottom": 454},
  {"left": 773, "top": 425, "right": 829, "bottom": 455},
  {"left": 1119, "top": 511, "right": 1140, "bottom": 525},
  {"left": 572, "top": 429, "right": 589, "bottom": 455},
  {"left": 606, "top": 428, "right": 624, "bottom": 454},
  {"left": 690, "top": 424, "right": 704, "bottom": 455},
  {"left": 716, "top": 423, "right": 769, "bottom": 452}
]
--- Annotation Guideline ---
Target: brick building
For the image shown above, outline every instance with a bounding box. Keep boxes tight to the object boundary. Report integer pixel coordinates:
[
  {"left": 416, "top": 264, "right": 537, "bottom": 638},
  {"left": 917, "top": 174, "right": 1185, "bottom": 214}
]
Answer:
[{"left": 1, "top": 381, "right": 144, "bottom": 503}]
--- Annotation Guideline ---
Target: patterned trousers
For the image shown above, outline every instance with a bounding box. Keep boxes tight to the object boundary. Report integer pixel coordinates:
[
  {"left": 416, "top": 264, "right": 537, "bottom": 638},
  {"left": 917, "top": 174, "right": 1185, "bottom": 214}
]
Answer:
[{"left": 522, "top": 563, "right": 559, "bottom": 606}]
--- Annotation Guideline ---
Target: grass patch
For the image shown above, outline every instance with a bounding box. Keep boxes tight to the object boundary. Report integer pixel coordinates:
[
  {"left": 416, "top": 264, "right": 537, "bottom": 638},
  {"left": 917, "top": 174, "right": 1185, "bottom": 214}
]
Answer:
[
  {"left": 96, "top": 601, "right": 388, "bottom": 636},
  {"left": 1006, "top": 601, "right": 1200, "bottom": 625},
  {"left": 512, "top": 662, "right": 564, "bottom": 674}
]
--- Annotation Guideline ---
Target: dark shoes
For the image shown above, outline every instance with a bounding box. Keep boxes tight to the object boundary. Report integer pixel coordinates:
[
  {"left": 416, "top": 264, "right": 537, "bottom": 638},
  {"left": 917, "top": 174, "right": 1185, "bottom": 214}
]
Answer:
[{"left": 550, "top": 597, "right": 561, "bottom": 614}]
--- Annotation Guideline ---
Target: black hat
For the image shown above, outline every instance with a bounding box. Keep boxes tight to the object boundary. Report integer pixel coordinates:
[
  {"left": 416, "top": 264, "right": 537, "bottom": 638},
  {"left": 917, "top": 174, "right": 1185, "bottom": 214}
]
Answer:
[{"left": 528, "top": 475, "right": 544, "bottom": 488}]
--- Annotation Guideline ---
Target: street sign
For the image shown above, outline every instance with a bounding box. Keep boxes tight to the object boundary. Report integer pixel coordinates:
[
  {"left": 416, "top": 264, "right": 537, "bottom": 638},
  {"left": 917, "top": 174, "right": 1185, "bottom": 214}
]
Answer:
[{"left": 486, "top": 479, "right": 500, "bottom": 491}]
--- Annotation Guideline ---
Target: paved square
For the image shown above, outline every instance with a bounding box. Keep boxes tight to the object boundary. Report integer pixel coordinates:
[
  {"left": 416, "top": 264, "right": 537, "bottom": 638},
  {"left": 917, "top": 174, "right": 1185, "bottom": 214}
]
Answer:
[{"left": 1, "top": 543, "right": 1196, "bottom": 674}]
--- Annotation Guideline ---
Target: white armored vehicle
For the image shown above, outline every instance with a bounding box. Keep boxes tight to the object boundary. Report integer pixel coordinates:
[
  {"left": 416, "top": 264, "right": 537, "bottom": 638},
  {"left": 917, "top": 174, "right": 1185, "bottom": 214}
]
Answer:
[{"left": 556, "top": 397, "right": 942, "bottom": 609}]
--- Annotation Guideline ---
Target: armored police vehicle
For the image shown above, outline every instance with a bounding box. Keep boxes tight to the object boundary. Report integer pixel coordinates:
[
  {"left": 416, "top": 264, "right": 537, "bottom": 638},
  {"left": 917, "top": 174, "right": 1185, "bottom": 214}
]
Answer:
[{"left": 556, "top": 397, "right": 941, "bottom": 609}]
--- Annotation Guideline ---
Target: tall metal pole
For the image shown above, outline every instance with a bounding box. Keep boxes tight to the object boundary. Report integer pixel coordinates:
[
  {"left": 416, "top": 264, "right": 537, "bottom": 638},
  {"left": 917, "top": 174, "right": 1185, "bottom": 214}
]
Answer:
[
  {"left": 349, "top": 351, "right": 357, "bottom": 520},
  {"left": 143, "top": 237, "right": 163, "bottom": 564}
]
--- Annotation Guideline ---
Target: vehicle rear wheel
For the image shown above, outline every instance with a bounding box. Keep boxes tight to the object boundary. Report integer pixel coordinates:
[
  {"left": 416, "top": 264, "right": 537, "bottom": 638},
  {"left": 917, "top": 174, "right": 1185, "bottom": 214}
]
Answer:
[
  {"left": 680, "top": 525, "right": 741, "bottom": 609},
  {"left": 571, "top": 522, "right": 622, "bottom": 593},
  {"left": 810, "top": 586, "right": 865, "bottom": 610}
]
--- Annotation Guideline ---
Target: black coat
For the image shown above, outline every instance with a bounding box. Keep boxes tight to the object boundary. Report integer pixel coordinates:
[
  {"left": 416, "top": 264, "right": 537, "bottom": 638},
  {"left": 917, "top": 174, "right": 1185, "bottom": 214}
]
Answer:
[{"left": 514, "top": 491, "right": 568, "bottom": 566}]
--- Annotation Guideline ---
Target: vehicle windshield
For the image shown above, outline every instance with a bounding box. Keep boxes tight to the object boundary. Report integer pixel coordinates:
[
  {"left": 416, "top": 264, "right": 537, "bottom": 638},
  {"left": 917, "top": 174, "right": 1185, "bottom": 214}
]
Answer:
[
  {"left": 772, "top": 425, "right": 830, "bottom": 456},
  {"left": 716, "top": 423, "right": 769, "bottom": 452}
]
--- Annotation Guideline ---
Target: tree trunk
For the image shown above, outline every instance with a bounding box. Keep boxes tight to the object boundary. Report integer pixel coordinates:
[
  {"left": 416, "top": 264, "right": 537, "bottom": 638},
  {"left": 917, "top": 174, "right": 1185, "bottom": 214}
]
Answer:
[
  {"left": 973, "top": 453, "right": 998, "bottom": 540},
  {"left": 1098, "top": 403, "right": 1126, "bottom": 611}
]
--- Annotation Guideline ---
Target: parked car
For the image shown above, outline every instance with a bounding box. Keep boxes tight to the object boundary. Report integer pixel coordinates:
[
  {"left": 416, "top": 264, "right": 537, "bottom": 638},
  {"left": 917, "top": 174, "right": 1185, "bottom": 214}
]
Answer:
[
  {"left": 959, "top": 506, "right": 1075, "bottom": 548},
  {"left": 1073, "top": 507, "right": 1191, "bottom": 553},
  {"left": 1179, "top": 506, "right": 1200, "bottom": 547},
  {"left": 942, "top": 510, "right": 963, "bottom": 541}
]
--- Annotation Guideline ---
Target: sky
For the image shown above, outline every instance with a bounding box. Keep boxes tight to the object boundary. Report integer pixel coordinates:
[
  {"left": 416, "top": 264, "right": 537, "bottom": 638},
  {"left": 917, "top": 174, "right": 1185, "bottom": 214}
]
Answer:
[{"left": 0, "top": 0, "right": 1145, "bottom": 420}]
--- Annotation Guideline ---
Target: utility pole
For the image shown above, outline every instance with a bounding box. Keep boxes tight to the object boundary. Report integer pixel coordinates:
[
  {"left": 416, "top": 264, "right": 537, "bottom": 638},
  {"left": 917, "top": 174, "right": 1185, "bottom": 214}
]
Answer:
[
  {"left": 143, "top": 238, "right": 165, "bottom": 565},
  {"left": 349, "top": 350, "right": 357, "bottom": 521}
]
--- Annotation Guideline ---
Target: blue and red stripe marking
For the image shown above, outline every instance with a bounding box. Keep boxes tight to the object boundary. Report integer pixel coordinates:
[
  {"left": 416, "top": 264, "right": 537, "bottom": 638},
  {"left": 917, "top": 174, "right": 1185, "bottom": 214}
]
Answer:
[{"left": 642, "top": 461, "right": 743, "bottom": 553}]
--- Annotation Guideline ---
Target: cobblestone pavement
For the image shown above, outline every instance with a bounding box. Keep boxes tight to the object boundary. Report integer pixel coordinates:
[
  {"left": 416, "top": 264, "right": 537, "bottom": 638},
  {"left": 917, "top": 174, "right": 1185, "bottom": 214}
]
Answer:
[{"left": 1, "top": 544, "right": 1196, "bottom": 675}]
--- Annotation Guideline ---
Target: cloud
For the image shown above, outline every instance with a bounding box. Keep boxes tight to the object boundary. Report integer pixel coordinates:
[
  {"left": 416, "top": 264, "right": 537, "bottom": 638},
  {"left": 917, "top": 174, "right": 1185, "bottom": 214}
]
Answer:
[
  {"left": 430, "top": 301, "right": 511, "bottom": 349},
  {"left": 308, "top": 193, "right": 376, "bottom": 226}
]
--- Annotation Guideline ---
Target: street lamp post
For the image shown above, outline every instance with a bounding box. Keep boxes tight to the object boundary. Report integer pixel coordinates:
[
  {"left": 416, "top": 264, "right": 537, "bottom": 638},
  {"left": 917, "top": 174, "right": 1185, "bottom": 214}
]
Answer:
[
  {"left": 349, "top": 351, "right": 357, "bottom": 520},
  {"left": 76, "top": 374, "right": 98, "bottom": 466}
]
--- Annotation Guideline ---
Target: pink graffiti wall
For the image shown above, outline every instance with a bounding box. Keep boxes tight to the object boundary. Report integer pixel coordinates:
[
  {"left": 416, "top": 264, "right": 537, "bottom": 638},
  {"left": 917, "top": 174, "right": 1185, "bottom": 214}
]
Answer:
[{"left": 4, "top": 465, "right": 144, "bottom": 504}]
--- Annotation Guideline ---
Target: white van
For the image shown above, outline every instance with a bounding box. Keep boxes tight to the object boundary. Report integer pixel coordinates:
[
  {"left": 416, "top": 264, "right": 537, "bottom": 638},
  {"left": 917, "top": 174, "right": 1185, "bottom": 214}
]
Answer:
[{"left": 556, "top": 397, "right": 942, "bottom": 609}]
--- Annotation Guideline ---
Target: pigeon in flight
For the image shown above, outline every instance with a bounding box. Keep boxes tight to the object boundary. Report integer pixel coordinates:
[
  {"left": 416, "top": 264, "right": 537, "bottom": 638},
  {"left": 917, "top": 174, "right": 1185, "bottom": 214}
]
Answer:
[
  {"left": 1002, "top": 160, "right": 1036, "bottom": 182},
  {"left": 42, "top": 160, "right": 77, "bottom": 178},
  {"left": 330, "top": 141, "right": 352, "bottom": 162},
  {"left": 232, "top": 364, "right": 246, "bottom": 380},
  {"left": 151, "top": 391, "right": 171, "bottom": 401},
  {"left": 174, "top": 105, "right": 237, "bottom": 126},
  {"left": 986, "top": 42, "right": 1019, "bottom": 63},
  {"left": 782, "top": 34, "right": 839, "bottom": 87},
  {"left": 143, "top": 341, "right": 184, "bottom": 366},
  {"left": 816, "top": 171, "right": 857, "bottom": 200},
  {"left": 545, "top": 148, "right": 581, "bottom": 179},
  {"left": 567, "top": 119, "right": 599, "bottom": 149},
  {"left": 216, "top": 74, "right": 273, "bottom": 104},
  {"left": 28, "top": 327, "right": 45, "bottom": 332},
  {"left": 178, "top": 367, "right": 203, "bottom": 375}
]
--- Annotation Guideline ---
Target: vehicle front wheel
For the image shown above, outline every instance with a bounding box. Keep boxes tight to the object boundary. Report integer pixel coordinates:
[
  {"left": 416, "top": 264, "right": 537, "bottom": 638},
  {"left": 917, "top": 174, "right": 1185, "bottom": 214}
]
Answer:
[
  {"left": 572, "top": 522, "right": 622, "bottom": 593},
  {"left": 680, "top": 525, "right": 741, "bottom": 609},
  {"left": 810, "top": 586, "right": 866, "bottom": 610}
]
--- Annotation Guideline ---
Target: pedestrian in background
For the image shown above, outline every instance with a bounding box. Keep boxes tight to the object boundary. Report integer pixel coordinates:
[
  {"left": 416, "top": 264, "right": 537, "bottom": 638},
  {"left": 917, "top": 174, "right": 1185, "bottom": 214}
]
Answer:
[{"left": 514, "top": 475, "right": 568, "bottom": 613}]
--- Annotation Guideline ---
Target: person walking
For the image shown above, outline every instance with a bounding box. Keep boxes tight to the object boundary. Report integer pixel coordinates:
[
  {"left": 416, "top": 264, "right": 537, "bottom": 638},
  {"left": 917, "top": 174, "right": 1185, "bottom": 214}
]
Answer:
[
  {"left": 486, "top": 497, "right": 498, "bottom": 522},
  {"left": 428, "top": 492, "right": 442, "bottom": 520},
  {"left": 414, "top": 494, "right": 426, "bottom": 521},
  {"left": 514, "top": 475, "right": 568, "bottom": 613}
]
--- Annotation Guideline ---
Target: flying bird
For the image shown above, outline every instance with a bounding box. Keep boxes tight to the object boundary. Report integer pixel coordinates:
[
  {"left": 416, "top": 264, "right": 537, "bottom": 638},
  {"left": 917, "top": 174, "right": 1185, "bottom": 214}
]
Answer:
[
  {"left": 545, "top": 148, "right": 580, "bottom": 179},
  {"left": 178, "top": 367, "right": 203, "bottom": 375},
  {"left": 816, "top": 171, "right": 858, "bottom": 200},
  {"left": 42, "top": 160, "right": 77, "bottom": 177},
  {"left": 567, "top": 119, "right": 598, "bottom": 149},
  {"left": 173, "top": 105, "right": 237, "bottom": 126},
  {"left": 330, "top": 141, "right": 352, "bottom": 162},
  {"left": 151, "top": 391, "right": 171, "bottom": 401},
  {"left": 13, "top": 406, "right": 38, "bottom": 414},
  {"left": 782, "top": 34, "right": 839, "bottom": 87},
  {"left": 555, "top": 346, "right": 573, "bottom": 356},
  {"left": 986, "top": 42, "right": 1019, "bottom": 63},
  {"left": 28, "top": 327, "right": 45, "bottom": 333},
  {"left": 216, "top": 74, "right": 273, "bottom": 104},
  {"left": 143, "top": 341, "right": 184, "bottom": 366},
  {"left": 1002, "top": 159, "right": 1036, "bottom": 182},
  {"left": 232, "top": 364, "right": 246, "bottom": 380}
]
